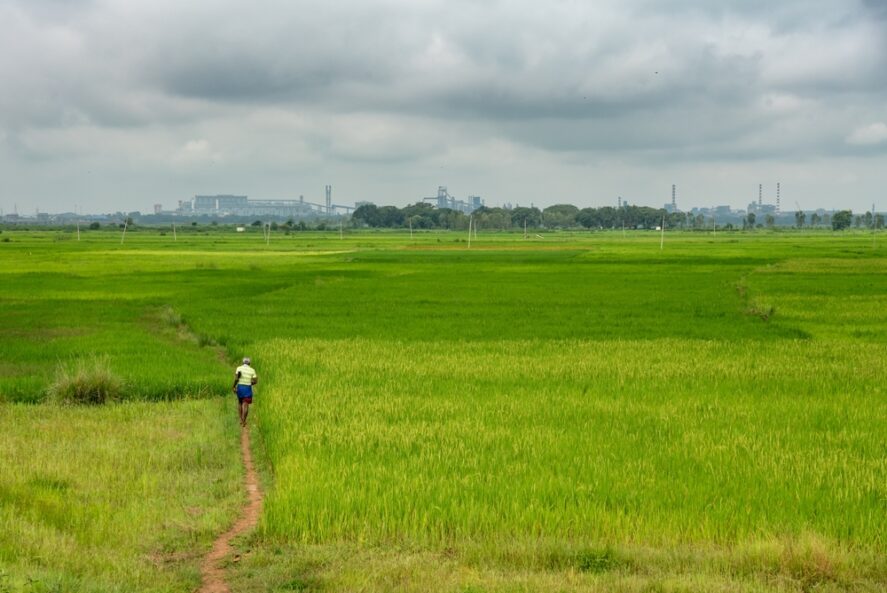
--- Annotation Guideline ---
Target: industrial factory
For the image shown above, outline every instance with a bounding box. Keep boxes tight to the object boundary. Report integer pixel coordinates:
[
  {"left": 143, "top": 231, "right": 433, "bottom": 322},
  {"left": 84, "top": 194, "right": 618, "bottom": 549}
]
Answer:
[
  {"left": 170, "top": 186, "right": 485, "bottom": 219},
  {"left": 423, "top": 186, "right": 484, "bottom": 214},
  {"left": 175, "top": 186, "right": 352, "bottom": 218}
]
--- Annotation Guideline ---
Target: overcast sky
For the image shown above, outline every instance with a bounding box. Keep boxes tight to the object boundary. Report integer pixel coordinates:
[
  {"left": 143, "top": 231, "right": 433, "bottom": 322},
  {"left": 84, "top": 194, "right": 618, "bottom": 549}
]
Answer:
[{"left": 1, "top": 0, "right": 885, "bottom": 214}]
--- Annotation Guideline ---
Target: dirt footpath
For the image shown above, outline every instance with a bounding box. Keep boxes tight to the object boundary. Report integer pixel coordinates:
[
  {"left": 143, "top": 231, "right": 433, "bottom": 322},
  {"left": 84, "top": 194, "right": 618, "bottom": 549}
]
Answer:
[{"left": 199, "top": 427, "right": 262, "bottom": 593}]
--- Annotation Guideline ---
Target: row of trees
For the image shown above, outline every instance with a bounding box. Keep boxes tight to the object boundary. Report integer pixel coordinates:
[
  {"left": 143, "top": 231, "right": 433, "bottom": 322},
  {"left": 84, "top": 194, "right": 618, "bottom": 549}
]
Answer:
[
  {"left": 353, "top": 203, "right": 708, "bottom": 231},
  {"left": 783, "top": 210, "right": 884, "bottom": 231},
  {"left": 827, "top": 210, "right": 885, "bottom": 230},
  {"left": 353, "top": 202, "right": 884, "bottom": 231}
]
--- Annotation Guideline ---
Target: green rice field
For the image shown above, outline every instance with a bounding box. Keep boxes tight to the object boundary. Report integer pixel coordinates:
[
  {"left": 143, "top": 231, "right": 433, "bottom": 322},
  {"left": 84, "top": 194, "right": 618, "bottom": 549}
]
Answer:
[{"left": 0, "top": 226, "right": 885, "bottom": 592}]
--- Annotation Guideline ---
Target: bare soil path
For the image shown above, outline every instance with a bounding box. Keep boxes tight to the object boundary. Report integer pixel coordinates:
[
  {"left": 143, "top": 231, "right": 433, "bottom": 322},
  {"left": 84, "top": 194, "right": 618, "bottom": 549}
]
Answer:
[{"left": 199, "top": 427, "right": 263, "bottom": 593}]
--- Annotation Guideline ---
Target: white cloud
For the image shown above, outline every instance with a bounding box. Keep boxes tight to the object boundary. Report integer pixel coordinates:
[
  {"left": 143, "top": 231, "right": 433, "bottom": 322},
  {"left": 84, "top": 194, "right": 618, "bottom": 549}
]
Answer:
[
  {"left": 172, "top": 139, "right": 220, "bottom": 164},
  {"left": 846, "top": 122, "right": 887, "bottom": 146}
]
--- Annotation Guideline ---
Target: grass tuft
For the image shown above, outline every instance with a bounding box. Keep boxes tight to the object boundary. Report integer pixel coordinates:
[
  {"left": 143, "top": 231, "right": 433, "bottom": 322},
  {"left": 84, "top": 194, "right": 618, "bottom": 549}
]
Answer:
[
  {"left": 158, "top": 304, "right": 185, "bottom": 327},
  {"left": 156, "top": 304, "right": 219, "bottom": 349},
  {"left": 574, "top": 547, "right": 624, "bottom": 574},
  {"left": 747, "top": 299, "right": 776, "bottom": 321},
  {"left": 46, "top": 355, "right": 124, "bottom": 405},
  {"left": 778, "top": 533, "right": 844, "bottom": 587}
]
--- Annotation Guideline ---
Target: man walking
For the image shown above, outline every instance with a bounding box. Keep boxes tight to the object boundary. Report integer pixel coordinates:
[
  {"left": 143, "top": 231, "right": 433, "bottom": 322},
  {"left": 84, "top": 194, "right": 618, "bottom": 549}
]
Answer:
[{"left": 232, "top": 357, "right": 258, "bottom": 427}]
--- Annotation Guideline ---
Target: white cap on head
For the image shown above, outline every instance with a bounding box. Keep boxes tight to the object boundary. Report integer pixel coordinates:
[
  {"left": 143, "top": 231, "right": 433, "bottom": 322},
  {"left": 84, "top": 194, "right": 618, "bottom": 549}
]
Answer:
[{"left": 243, "top": 357, "right": 251, "bottom": 364}]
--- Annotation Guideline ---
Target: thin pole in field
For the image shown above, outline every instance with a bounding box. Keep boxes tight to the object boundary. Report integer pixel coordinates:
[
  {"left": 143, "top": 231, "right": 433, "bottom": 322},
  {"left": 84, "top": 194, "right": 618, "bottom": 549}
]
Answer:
[
  {"left": 524, "top": 219, "right": 528, "bottom": 240},
  {"left": 467, "top": 215, "right": 472, "bottom": 249},
  {"left": 172, "top": 223, "right": 177, "bottom": 242},
  {"left": 120, "top": 219, "right": 128, "bottom": 244},
  {"left": 409, "top": 217, "right": 413, "bottom": 240},
  {"left": 76, "top": 219, "right": 80, "bottom": 241},
  {"left": 622, "top": 221, "right": 625, "bottom": 239},
  {"left": 660, "top": 215, "right": 665, "bottom": 250},
  {"left": 713, "top": 214, "right": 717, "bottom": 237},
  {"left": 339, "top": 218, "right": 343, "bottom": 240},
  {"left": 265, "top": 223, "right": 270, "bottom": 245}
]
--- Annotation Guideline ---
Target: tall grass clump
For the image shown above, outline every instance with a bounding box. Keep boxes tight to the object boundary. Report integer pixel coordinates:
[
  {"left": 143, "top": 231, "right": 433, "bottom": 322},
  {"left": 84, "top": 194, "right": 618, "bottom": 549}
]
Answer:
[
  {"left": 158, "top": 304, "right": 184, "bottom": 327},
  {"left": 46, "top": 355, "right": 123, "bottom": 405}
]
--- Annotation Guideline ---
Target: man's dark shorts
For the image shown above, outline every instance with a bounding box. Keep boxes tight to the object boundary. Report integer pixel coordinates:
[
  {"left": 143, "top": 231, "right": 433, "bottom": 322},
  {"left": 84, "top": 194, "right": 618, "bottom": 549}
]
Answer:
[{"left": 236, "top": 384, "right": 253, "bottom": 403}]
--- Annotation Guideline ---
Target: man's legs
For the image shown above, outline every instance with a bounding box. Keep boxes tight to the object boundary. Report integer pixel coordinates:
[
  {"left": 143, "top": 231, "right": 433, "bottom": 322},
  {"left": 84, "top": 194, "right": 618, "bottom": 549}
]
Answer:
[{"left": 239, "top": 400, "right": 250, "bottom": 427}]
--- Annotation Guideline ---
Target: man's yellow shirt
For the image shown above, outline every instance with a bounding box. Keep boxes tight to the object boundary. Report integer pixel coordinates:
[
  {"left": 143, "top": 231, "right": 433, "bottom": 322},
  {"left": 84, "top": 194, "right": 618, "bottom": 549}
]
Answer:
[{"left": 236, "top": 365, "right": 256, "bottom": 385}]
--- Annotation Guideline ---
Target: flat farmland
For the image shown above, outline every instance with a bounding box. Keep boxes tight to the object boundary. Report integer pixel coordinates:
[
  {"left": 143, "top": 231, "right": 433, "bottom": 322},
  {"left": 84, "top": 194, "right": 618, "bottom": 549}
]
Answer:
[{"left": 0, "top": 227, "right": 884, "bottom": 592}]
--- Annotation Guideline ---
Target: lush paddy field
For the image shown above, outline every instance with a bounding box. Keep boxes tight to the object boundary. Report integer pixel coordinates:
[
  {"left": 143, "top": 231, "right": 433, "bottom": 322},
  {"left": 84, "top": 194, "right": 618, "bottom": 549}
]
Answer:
[{"left": 0, "top": 227, "right": 885, "bottom": 592}]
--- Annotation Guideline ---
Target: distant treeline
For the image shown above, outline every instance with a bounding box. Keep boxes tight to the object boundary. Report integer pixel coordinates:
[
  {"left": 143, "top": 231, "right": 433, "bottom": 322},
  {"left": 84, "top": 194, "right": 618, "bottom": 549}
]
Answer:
[
  {"left": 354, "top": 203, "right": 687, "bottom": 231},
  {"left": 352, "top": 202, "right": 881, "bottom": 231},
  {"left": 6, "top": 205, "right": 880, "bottom": 232}
]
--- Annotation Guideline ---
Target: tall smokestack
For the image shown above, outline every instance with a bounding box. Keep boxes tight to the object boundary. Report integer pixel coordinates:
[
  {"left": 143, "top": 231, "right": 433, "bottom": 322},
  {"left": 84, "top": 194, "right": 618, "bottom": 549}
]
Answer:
[
  {"left": 776, "top": 182, "right": 781, "bottom": 213},
  {"left": 758, "top": 184, "right": 762, "bottom": 206},
  {"left": 672, "top": 184, "right": 676, "bottom": 210}
]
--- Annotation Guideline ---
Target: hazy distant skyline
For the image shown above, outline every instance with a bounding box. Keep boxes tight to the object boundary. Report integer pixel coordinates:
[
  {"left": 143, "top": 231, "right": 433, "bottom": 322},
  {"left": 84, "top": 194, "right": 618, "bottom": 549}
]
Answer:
[{"left": 1, "top": 0, "right": 885, "bottom": 214}]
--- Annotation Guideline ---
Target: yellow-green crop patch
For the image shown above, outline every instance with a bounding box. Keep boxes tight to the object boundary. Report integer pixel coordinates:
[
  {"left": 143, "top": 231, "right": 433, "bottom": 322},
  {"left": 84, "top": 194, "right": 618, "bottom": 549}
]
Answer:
[{"left": 258, "top": 337, "right": 885, "bottom": 544}]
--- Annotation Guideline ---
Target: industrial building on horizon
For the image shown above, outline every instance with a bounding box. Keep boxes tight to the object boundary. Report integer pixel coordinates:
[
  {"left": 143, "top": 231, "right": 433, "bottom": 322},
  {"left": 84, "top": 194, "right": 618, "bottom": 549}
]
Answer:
[
  {"left": 167, "top": 186, "right": 486, "bottom": 218},
  {"left": 174, "top": 188, "right": 353, "bottom": 218},
  {"left": 658, "top": 183, "right": 786, "bottom": 218},
  {"left": 422, "top": 186, "right": 484, "bottom": 214}
]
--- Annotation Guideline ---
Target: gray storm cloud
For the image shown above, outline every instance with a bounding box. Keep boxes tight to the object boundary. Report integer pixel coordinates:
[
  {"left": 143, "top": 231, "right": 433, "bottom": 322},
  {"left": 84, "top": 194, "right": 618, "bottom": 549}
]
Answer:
[{"left": 0, "top": 0, "right": 885, "bottom": 212}]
